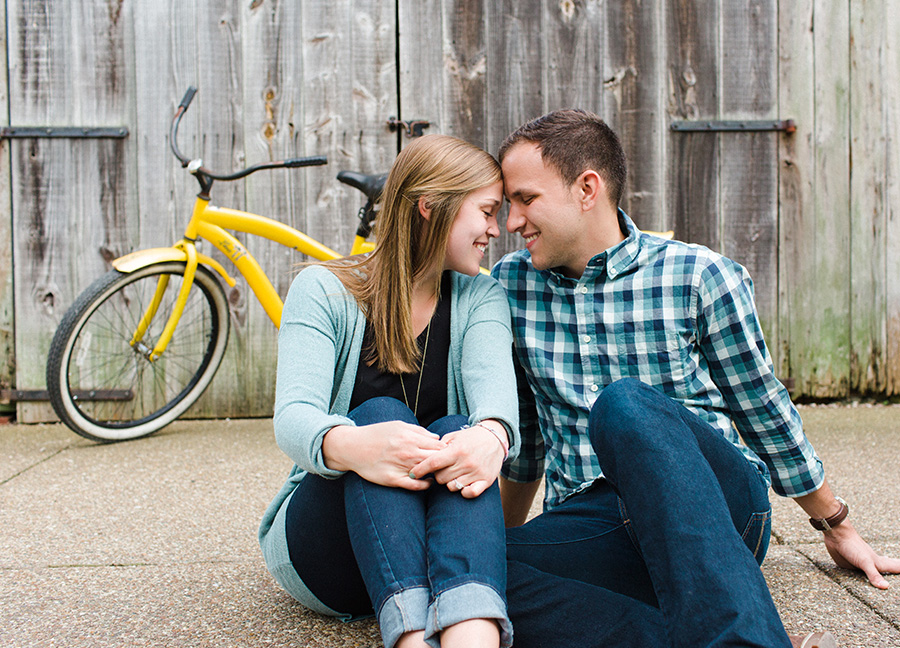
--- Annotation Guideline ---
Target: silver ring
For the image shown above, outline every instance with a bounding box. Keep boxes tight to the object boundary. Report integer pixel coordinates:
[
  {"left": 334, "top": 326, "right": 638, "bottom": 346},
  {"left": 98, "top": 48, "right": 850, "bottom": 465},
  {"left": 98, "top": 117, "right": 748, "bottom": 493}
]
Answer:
[{"left": 453, "top": 479, "right": 464, "bottom": 491}]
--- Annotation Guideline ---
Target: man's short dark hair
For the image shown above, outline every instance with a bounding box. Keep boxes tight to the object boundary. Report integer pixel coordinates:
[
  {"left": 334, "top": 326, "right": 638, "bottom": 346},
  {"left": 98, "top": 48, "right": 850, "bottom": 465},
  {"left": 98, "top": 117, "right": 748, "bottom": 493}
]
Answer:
[{"left": 499, "top": 109, "right": 627, "bottom": 207}]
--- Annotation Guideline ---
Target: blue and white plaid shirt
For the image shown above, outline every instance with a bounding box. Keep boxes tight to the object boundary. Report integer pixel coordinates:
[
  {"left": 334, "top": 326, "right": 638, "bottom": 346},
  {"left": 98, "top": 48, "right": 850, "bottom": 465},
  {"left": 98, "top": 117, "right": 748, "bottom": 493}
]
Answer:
[{"left": 492, "top": 211, "right": 824, "bottom": 511}]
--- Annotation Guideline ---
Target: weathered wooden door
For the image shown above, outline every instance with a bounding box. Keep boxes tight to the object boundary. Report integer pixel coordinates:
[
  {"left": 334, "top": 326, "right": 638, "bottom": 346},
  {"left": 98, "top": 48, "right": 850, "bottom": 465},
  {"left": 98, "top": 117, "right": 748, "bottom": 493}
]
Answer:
[
  {"left": 0, "top": 0, "right": 831, "bottom": 423},
  {"left": 395, "top": 0, "right": 900, "bottom": 400},
  {"left": 665, "top": 2, "right": 782, "bottom": 369},
  {"left": 4, "top": 1, "right": 898, "bottom": 423},
  {"left": 5, "top": 1, "right": 398, "bottom": 422},
  {"left": 5, "top": 2, "right": 137, "bottom": 423},
  {"left": 666, "top": 1, "right": 900, "bottom": 399}
]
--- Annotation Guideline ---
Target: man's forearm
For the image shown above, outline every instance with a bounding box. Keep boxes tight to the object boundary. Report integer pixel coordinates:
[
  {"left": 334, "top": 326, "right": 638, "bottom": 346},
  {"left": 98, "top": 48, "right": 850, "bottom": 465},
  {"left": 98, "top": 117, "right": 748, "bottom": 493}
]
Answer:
[
  {"left": 793, "top": 478, "right": 844, "bottom": 521},
  {"left": 500, "top": 477, "right": 542, "bottom": 528}
]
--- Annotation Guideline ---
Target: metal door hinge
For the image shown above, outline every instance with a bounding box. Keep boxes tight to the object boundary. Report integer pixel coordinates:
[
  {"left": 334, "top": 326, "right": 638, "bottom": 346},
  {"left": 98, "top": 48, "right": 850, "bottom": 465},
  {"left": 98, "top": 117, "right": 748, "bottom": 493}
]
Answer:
[
  {"left": 0, "top": 389, "right": 133, "bottom": 403},
  {"left": 670, "top": 120, "right": 796, "bottom": 133},
  {"left": 387, "top": 117, "right": 430, "bottom": 138},
  {"left": 0, "top": 126, "right": 129, "bottom": 139}
]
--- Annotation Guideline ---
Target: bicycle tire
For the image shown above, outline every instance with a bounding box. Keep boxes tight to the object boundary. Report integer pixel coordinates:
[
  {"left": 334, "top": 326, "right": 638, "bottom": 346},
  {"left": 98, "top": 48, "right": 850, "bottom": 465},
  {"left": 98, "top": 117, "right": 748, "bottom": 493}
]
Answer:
[{"left": 46, "top": 262, "right": 230, "bottom": 442}]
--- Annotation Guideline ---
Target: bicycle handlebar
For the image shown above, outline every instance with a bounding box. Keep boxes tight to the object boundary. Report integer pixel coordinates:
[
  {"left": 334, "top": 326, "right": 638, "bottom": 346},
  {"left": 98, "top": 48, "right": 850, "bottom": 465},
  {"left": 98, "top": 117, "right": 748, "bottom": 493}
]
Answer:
[
  {"left": 285, "top": 156, "right": 329, "bottom": 168},
  {"left": 178, "top": 87, "right": 197, "bottom": 111},
  {"left": 169, "top": 87, "right": 327, "bottom": 184}
]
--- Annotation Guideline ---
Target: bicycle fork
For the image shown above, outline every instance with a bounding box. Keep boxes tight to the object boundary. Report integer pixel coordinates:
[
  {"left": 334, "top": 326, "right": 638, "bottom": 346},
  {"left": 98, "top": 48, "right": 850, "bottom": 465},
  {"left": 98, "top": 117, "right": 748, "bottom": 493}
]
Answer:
[{"left": 130, "top": 242, "right": 201, "bottom": 362}]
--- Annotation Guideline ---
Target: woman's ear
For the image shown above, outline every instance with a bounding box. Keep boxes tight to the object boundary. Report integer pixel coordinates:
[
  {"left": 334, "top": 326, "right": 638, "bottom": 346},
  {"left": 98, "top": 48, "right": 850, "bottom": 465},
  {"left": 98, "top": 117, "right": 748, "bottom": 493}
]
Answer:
[{"left": 417, "top": 196, "right": 433, "bottom": 221}]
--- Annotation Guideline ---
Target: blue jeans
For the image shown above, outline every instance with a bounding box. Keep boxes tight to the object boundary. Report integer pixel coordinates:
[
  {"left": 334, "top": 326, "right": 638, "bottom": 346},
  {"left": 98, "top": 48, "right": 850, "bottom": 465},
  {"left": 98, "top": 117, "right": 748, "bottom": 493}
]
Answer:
[
  {"left": 506, "top": 378, "right": 791, "bottom": 647},
  {"left": 284, "top": 397, "right": 510, "bottom": 648}
]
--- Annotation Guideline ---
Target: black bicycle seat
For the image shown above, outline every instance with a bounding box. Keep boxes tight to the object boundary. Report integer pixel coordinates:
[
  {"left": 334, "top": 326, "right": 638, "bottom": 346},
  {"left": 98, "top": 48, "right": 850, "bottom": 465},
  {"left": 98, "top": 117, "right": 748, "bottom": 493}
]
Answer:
[{"left": 337, "top": 171, "right": 388, "bottom": 203}]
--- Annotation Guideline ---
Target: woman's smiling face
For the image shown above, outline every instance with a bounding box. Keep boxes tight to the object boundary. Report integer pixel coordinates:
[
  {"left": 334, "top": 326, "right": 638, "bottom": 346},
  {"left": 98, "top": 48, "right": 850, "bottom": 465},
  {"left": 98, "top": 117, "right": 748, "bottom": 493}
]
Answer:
[{"left": 442, "top": 181, "right": 503, "bottom": 276}]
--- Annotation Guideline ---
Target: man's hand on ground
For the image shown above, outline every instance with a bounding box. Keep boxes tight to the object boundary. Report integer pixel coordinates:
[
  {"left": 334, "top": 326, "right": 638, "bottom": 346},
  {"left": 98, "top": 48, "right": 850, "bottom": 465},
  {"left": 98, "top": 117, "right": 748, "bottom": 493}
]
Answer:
[{"left": 823, "top": 521, "right": 900, "bottom": 589}]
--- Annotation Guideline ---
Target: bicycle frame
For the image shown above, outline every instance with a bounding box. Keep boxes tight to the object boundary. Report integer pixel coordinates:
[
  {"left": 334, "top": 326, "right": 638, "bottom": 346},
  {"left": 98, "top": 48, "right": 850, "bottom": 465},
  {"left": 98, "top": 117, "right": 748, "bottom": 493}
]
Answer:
[{"left": 113, "top": 193, "right": 376, "bottom": 361}]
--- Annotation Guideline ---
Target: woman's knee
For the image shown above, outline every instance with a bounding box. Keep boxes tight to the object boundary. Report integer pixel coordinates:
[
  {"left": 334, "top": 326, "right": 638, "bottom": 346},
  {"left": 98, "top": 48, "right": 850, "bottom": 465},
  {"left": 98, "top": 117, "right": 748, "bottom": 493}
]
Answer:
[
  {"left": 428, "top": 414, "right": 469, "bottom": 438},
  {"left": 349, "top": 397, "right": 416, "bottom": 426}
]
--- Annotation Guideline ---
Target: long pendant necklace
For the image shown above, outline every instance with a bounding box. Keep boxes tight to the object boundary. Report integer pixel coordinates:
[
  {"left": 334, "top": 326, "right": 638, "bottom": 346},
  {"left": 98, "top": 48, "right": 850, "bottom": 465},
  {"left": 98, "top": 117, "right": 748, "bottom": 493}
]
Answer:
[{"left": 400, "top": 320, "right": 431, "bottom": 417}]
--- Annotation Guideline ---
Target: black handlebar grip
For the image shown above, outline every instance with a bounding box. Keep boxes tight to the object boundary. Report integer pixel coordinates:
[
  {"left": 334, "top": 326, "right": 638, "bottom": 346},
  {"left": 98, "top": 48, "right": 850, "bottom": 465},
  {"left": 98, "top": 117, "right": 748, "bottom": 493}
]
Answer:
[
  {"left": 179, "top": 87, "right": 198, "bottom": 110},
  {"left": 284, "top": 156, "right": 328, "bottom": 168}
]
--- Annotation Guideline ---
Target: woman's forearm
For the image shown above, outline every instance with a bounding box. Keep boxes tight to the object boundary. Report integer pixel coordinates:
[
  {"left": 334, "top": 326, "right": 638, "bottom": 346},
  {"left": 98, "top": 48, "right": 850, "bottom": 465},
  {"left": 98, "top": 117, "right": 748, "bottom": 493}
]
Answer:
[{"left": 321, "top": 425, "right": 358, "bottom": 472}]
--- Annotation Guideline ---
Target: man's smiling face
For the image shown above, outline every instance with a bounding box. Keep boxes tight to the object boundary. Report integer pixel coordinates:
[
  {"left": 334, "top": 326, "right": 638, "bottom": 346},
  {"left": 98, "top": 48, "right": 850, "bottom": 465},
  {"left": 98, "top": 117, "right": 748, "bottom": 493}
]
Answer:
[{"left": 501, "top": 142, "right": 588, "bottom": 278}]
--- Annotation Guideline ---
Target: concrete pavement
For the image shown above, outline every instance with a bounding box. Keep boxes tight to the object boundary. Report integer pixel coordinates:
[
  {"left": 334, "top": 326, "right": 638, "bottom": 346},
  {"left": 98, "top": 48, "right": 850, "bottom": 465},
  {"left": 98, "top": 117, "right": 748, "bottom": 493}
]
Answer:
[{"left": 1, "top": 404, "right": 898, "bottom": 647}]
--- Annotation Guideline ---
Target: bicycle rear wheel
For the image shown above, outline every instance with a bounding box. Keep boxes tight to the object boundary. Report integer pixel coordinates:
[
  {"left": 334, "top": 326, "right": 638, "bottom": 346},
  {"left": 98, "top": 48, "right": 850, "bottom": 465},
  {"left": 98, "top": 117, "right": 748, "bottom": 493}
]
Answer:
[{"left": 46, "top": 262, "right": 230, "bottom": 442}]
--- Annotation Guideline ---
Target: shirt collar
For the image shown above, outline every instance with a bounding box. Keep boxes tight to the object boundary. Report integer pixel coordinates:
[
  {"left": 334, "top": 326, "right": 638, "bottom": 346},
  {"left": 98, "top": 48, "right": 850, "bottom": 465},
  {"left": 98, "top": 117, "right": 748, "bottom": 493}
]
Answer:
[{"left": 603, "top": 210, "right": 643, "bottom": 279}]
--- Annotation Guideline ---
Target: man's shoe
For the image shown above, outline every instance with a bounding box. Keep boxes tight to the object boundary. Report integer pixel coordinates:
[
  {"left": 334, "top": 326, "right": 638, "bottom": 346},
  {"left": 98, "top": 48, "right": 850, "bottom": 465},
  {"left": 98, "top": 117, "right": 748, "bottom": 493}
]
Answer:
[{"left": 789, "top": 632, "right": 838, "bottom": 648}]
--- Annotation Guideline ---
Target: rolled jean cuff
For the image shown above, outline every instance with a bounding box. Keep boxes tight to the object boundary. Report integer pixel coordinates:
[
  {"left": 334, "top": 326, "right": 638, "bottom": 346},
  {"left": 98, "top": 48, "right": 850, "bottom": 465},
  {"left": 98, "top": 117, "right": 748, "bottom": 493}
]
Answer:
[
  {"left": 377, "top": 586, "right": 429, "bottom": 648},
  {"left": 424, "top": 581, "right": 512, "bottom": 648}
]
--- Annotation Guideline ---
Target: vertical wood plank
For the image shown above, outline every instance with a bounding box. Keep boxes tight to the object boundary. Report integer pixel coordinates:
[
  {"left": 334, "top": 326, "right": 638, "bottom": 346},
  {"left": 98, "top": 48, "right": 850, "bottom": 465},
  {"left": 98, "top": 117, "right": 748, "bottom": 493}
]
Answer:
[
  {"left": 665, "top": 0, "right": 720, "bottom": 249},
  {"left": 719, "top": 0, "right": 779, "bottom": 346},
  {"left": 240, "top": 0, "right": 306, "bottom": 418},
  {"left": 132, "top": 1, "right": 193, "bottom": 251},
  {"left": 543, "top": 0, "right": 604, "bottom": 113},
  {"left": 808, "top": 0, "right": 851, "bottom": 397},
  {"left": 404, "top": 0, "right": 492, "bottom": 144},
  {"left": 300, "top": 0, "right": 356, "bottom": 250},
  {"left": 398, "top": 0, "right": 444, "bottom": 142},
  {"left": 778, "top": 1, "right": 813, "bottom": 386},
  {"left": 484, "top": 0, "right": 543, "bottom": 263},
  {"left": 883, "top": 0, "right": 900, "bottom": 395},
  {"left": 848, "top": 0, "right": 888, "bottom": 393},
  {"left": 779, "top": 0, "right": 851, "bottom": 398},
  {"left": 443, "top": 0, "right": 488, "bottom": 146},
  {"left": 485, "top": 0, "right": 543, "bottom": 143},
  {"left": 0, "top": 0, "right": 14, "bottom": 395},
  {"left": 323, "top": 0, "right": 396, "bottom": 246},
  {"left": 8, "top": 0, "right": 135, "bottom": 421},
  {"left": 131, "top": 1, "right": 248, "bottom": 420},
  {"left": 344, "top": 0, "right": 397, "bottom": 174},
  {"left": 196, "top": 0, "right": 245, "bottom": 423},
  {"left": 299, "top": 0, "right": 347, "bottom": 252},
  {"left": 604, "top": 0, "right": 665, "bottom": 232},
  {"left": 235, "top": 0, "right": 301, "bottom": 418}
]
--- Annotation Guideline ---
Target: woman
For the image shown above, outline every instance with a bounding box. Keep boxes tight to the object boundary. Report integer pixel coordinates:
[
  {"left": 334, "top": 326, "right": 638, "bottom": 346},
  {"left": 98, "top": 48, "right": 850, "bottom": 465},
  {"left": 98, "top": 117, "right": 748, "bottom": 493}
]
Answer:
[{"left": 259, "top": 134, "right": 519, "bottom": 648}]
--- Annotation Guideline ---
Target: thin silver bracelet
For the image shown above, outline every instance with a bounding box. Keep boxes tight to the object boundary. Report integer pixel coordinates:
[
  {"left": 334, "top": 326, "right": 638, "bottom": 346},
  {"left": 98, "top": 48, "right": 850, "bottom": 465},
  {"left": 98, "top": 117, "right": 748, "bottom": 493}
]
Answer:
[{"left": 472, "top": 422, "right": 509, "bottom": 461}]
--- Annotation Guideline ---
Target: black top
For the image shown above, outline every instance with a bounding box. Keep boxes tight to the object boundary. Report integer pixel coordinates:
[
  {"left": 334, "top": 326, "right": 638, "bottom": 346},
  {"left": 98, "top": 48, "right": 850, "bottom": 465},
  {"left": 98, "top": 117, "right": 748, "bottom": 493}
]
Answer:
[{"left": 349, "top": 273, "right": 451, "bottom": 427}]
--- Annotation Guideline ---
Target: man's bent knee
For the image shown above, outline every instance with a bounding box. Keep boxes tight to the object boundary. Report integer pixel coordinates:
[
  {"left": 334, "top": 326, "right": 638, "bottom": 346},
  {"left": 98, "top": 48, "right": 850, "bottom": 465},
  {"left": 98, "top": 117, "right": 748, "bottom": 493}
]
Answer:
[{"left": 590, "top": 379, "right": 651, "bottom": 429}]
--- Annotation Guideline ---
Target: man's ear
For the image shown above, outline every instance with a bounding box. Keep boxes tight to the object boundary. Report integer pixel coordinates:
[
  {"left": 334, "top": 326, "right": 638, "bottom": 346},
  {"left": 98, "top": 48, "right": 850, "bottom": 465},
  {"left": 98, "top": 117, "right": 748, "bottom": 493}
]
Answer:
[
  {"left": 418, "top": 196, "right": 433, "bottom": 221},
  {"left": 576, "top": 170, "right": 604, "bottom": 211}
]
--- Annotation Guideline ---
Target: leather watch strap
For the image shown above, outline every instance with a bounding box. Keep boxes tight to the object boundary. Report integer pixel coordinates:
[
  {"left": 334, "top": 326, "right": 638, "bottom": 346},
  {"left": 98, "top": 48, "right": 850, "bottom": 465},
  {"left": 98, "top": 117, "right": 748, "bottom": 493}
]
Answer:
[{"left": 809, "top": 497, "right": 849, "bottom": 532}]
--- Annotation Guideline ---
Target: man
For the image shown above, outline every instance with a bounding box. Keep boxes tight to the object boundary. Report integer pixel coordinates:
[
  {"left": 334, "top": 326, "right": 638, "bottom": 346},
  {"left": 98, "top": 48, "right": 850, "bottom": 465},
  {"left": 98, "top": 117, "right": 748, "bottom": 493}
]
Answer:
[{"left": 491, "top": 110, "right": 899, "bottom": 647}]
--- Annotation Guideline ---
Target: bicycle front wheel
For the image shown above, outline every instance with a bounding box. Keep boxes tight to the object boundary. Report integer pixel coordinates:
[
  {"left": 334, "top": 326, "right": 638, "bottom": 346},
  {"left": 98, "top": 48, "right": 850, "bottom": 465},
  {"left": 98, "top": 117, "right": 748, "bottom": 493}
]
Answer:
[{"left": 46, "top": 262, "right": 231, "bottom": 442}]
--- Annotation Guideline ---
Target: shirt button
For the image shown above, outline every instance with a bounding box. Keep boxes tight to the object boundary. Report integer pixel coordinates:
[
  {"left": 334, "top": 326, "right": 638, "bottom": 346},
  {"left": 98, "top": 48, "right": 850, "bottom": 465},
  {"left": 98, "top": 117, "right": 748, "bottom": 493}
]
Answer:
[
  {"left": 590, "top": 384, "right": 599, "bottom": 392},
  {"left": 578, "top": 286, "right": 588, "bottom": 294},
  {"left": 582, "top": 335, "right": 591, "bottom": 343}
]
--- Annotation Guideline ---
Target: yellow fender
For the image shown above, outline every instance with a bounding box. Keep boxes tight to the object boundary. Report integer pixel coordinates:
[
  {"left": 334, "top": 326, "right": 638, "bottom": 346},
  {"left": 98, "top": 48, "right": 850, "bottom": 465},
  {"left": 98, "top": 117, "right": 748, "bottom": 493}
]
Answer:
[{"left": 112, "top": 247, "right": 236, "bottom": 288}]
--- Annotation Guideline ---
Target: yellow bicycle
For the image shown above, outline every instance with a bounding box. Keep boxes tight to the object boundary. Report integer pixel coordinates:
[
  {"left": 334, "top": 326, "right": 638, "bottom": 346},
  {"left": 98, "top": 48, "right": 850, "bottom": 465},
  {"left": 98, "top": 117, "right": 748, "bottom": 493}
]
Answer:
[{"left": 45, "top": 87, "right": 386, "bottom": 442}]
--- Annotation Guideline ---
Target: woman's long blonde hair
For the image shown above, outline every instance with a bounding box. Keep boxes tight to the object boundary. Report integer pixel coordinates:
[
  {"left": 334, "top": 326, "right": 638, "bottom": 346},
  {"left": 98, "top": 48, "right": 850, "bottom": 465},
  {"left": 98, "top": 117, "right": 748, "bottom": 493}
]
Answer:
[{"left": 326, "top": 134, "right": 501, "bottom": 373}]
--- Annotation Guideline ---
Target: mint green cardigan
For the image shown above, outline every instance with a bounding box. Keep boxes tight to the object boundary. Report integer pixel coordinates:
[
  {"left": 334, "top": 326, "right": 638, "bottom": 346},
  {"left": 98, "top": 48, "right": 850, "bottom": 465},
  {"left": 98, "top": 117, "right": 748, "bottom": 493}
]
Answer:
[{"left": 259, "top": 264, "right": 520, "bottom": 615}]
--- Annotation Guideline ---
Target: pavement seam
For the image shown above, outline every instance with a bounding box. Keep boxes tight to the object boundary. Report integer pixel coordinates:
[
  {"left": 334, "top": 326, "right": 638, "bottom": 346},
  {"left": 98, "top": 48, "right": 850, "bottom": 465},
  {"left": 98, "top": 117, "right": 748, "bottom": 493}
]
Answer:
[
  {"left": 792, "top": 546, "right": 900, "bottom": 635},
  {"left": 0, "top": 558, "right": 259, "bottom": 570},
  {"left": 0, "top": 445, "right": 72, "bottom": 487}
]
